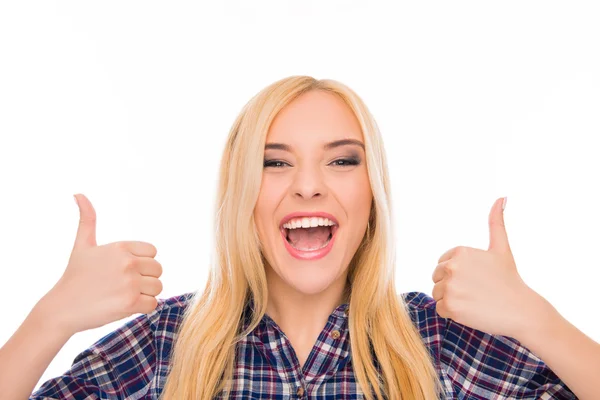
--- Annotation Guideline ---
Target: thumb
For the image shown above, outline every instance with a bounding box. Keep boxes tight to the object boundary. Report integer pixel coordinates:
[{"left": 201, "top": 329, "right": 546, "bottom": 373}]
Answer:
[
  {"left": 73, "top": 193, "right": 97, "bottom": 249},
  {"left": 488, "top": 197, "right": 510, "bottom": 254}
]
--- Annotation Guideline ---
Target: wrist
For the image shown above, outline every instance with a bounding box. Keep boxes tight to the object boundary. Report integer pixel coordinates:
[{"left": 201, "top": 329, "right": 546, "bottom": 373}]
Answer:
[
  {"left": 511, "top": 289, "right": 559, "bottom": 346},
  {"left": 33, "top": 291, "right": 78, "bottom": 340}
]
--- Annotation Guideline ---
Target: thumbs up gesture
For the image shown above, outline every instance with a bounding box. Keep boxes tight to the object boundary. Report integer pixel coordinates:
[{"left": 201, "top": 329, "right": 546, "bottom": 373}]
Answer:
[
  {"left": 43, "top": 194, "right": 163, "bottom": 335},
  {"left": 432, "top": 197, "right": 549, "bottom": 339}
]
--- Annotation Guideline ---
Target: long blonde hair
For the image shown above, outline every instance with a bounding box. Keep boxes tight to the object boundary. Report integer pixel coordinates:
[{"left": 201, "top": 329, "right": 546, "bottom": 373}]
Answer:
[{"left": 160, "top": 76, "right": 443, "bottom": 399}]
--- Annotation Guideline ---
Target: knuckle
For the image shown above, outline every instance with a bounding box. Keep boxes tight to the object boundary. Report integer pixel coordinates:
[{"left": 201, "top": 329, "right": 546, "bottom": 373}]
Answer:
[
  {"left": 123, "top": 256, "right": 137, "bottom": 270},
  {"left": 432, "top": 287, "right": 441, "bottom": 301},
  {"left": 123, "top": 272, "right": 139, "bottom": 291},
  {"left": 444, "top": 261, "right": 457, "bottom": 275},
  {"left": 444, "top": 283, "right": 455, "bottom": 299},
  {"left": 445, "top": 298, "right": 458, "bottom": 316},
  {"left": 434, "top": 263, "right": 443, "bottom": 276},
  {"left": 436, "top": 302, "right": 448, "bottom": 318},
  {"left": 145, "top": 297, "right": 158, "bottom": 313},
  {"left": 123, "top": 291, "right": 139, "bottom": 310},
  {"left": 455, "top": 246, "right": 467, "bottom": 257}
]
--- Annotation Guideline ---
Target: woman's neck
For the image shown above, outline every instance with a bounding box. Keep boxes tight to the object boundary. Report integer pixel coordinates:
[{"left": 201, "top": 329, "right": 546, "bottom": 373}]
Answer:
[{"left": 264, "top": 266, "right": 349, "bottom": 337}]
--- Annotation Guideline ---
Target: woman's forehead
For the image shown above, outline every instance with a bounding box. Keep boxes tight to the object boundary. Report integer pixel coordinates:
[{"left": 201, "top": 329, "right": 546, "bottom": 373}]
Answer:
[{"left": 266, "top": 91, "right": 362, "bottom": 144}]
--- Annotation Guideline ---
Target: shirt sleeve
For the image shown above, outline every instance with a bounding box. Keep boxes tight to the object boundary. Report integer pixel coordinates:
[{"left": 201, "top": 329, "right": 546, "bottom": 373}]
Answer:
[
  {"left": 442, "top": 316, "right": 578, "bottom": 399},
  {"left": 29, "top": 311, "right": 158, "bottom": 400}
]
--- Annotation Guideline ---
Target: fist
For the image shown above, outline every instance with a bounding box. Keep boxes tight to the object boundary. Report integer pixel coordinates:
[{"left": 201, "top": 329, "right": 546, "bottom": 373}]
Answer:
[
  {"left": 44, "top": 194, "right": 163, "bottom": 334},
  {"left": 431, "top": 197, "right": 545, "bottom": 338}
]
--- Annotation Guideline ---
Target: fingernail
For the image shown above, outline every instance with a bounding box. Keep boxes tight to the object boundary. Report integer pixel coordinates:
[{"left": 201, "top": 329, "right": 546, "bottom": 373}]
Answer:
[
  {"left": 73, "top": 194, "right": 78, "bottom": 206},
  {"left": 502, "top": 197, "right": 507, "bottom": 211}
]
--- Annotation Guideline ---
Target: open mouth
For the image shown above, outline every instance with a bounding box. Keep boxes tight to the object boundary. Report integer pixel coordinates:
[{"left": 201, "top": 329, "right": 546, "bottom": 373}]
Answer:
[
  {"left": 284, "top": 225, "right": 335, "bottom": 251},
  {"left": 279, "top": 215, "right": 340, "bottom": 252}
]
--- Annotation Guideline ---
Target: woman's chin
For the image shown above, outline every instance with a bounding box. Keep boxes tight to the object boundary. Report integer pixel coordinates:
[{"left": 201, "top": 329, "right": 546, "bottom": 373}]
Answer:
[{"left": 279, "top": 267, "right": 343, "bottom": 295}]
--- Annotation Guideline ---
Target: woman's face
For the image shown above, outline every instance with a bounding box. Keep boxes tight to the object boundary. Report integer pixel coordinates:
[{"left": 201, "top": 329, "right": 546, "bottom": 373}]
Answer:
[{"left": 254, "top": 90, "right": 373, "bottom": 296}]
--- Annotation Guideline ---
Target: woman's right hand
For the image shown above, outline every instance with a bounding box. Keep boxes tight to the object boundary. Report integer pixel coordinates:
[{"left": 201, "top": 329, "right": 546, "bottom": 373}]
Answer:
[{"left": 42, "top": 193, "right": 163, "bottom": 335}]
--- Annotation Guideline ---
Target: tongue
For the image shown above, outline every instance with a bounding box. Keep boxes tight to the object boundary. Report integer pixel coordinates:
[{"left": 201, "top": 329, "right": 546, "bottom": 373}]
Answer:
[{"left": 287, "top": 226, "right": 331, "bottom": 250}]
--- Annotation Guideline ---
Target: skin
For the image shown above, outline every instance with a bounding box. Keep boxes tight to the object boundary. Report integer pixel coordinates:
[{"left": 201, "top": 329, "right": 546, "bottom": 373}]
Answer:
[{"left": 253, "top": 89, "right": 372, "bottom": 369}]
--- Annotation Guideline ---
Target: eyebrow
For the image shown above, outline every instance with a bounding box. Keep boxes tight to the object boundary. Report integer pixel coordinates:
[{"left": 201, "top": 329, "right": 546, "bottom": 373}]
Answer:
[{"left": 264, "top": 138, "right": 365, "bottom": 152}]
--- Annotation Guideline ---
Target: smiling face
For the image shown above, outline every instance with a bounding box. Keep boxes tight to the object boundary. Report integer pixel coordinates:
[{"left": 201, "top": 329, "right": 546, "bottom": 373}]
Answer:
[{"left": 253, "top": 89, "right": 373, "bottom": 298}]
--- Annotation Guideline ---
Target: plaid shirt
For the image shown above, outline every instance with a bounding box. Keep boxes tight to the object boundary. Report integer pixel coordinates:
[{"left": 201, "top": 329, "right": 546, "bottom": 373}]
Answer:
[{"left": 30, "top": 292, "right": 577, "bottom": 399}]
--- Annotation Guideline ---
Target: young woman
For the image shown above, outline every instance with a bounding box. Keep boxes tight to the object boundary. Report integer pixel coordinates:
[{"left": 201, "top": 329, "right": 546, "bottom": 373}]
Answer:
[{"left": 1, "top": 75, "right": 595, "bottom": 399}]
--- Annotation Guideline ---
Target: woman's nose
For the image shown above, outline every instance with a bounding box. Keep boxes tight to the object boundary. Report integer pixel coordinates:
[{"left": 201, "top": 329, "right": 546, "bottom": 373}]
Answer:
[{"left": 290, "top": 165, "right": 327, "bottom": 200}]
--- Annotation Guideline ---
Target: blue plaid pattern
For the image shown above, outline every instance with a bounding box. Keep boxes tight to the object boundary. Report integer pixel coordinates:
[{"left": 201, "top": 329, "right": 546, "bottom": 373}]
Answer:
[{"left": 30, "top": 291, "right": 576, "bottom": 399}]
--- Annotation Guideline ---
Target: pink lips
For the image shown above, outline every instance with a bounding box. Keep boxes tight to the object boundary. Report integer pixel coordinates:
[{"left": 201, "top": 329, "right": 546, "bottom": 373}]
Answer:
[{"left": 279, "top": 212, "right": 339, "bottom": 261}]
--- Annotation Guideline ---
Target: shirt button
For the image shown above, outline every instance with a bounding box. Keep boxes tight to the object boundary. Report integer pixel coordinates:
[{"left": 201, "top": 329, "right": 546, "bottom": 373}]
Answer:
[
  {"left": 331, "top": 329, "right": 341, "bottom": 339},
  {"left": 296, "top": 386, "right": 305, "bottom": 397}
]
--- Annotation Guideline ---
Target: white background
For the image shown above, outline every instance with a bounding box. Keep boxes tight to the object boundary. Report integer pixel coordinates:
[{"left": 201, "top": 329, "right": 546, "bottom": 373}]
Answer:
[{"left": 1, "top": 0, "right": 599, "bottom": 393}]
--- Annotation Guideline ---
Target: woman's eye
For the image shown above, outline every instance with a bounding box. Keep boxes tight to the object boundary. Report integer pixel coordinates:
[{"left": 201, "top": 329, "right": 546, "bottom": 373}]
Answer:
[
  {"left": 263, "top": 157, "right": 361, "bottom": 168},
  {"left": 263, "top": 160, "right": 287, "bottom": 168},
  {"left": 331, "top": 157, "right": 360, "bottom": 167}
]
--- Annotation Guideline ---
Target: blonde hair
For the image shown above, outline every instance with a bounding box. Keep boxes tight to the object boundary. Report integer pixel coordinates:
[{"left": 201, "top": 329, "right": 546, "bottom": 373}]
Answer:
[{"left": 160, "top": 76, "right": 443, "bottom": 399}]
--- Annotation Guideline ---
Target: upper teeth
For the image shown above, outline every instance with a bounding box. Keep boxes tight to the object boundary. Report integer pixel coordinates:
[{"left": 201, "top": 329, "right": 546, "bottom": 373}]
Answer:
[{"left": 283, "top": 217, "right": 336, "bottom": 229}]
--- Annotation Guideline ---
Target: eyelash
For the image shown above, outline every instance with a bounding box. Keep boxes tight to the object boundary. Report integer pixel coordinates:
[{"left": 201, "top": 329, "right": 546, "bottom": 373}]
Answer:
[{"left": 263, "top": 157, "right": 361, "bottom": 168}]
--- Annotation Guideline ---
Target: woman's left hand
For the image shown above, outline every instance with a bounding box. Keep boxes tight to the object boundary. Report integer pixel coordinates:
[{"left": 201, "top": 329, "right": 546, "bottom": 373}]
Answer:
[{"left": 432, "top": 197, "right": 550, "bottom": 339}]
